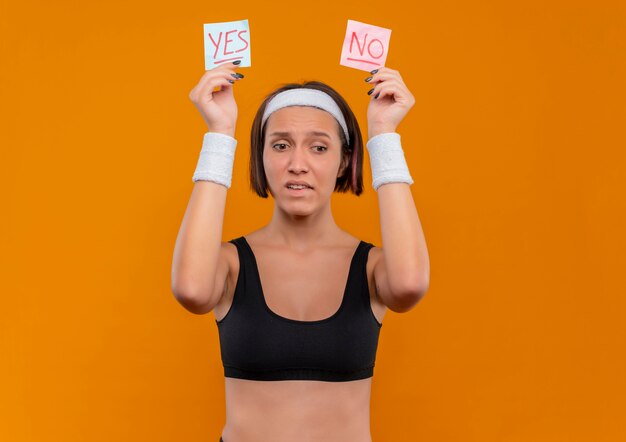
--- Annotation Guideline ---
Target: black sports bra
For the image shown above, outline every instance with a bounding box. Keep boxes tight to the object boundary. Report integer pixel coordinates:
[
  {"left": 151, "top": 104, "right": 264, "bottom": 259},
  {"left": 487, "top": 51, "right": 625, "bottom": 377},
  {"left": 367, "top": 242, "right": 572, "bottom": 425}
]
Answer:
[{"left": 215, "top": 236, "right": 383, "bottom": 382}]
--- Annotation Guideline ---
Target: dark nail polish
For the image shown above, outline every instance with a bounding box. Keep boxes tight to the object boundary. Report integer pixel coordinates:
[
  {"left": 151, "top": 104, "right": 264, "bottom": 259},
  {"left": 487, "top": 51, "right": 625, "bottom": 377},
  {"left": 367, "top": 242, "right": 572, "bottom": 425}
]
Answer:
[
  {"left": 232, "top": 60, "right": 242, "bottom": 65},
  {"left": 367, "top": 88, "right": 374, "bottom": 95},
  {"left": 235, "top": 73, "right": 244, "bottom": 79},
  {"left": 231, "top": 73, "right": 238, "bottom": 79},
  {"left": 364, "top": 76, "right": 372, "bottom": 82},
  {"left": 370, "top": 69, "right": 379, "bottom": 74},
  {"left": 228, "top": 79, "right": 235, "bottom": 84},
  {"left": 374, "top": 93, "right": 380, "bottom": 99}
]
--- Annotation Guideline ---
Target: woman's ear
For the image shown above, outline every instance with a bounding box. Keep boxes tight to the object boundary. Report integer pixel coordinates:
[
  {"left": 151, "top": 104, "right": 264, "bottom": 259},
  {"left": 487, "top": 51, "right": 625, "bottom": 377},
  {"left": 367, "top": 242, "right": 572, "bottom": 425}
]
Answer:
[{"left": 337, "top": 149, "right": 350, "bottom": 178}]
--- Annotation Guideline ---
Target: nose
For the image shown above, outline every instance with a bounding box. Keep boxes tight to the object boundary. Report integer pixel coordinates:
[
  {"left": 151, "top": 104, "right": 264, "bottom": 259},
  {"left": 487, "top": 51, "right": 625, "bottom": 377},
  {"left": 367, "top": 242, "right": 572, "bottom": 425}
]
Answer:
[{"left": 287, "top": 145, "right": 309, "bottom": 174}]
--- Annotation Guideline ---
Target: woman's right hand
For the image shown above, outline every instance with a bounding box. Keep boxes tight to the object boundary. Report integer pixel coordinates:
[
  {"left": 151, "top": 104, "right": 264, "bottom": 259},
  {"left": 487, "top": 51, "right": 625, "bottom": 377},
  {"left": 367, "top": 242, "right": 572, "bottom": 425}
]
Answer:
[{"left": 188, "top": 61, "right": 244, "bottom": 135}]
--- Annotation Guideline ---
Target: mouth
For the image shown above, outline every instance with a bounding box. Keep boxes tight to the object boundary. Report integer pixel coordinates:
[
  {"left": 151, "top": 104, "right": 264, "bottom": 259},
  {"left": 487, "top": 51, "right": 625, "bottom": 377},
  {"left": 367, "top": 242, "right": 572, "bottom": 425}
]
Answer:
[{"left": 285, "top": 183, "right": 313, "bottom": 194}]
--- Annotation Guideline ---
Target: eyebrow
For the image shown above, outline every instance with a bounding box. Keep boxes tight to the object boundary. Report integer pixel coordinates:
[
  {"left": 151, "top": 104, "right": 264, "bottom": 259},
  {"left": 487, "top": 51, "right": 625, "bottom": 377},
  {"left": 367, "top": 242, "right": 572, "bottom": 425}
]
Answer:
[{"left": 268, "top": 131, "right": 332, "bottom": 139}]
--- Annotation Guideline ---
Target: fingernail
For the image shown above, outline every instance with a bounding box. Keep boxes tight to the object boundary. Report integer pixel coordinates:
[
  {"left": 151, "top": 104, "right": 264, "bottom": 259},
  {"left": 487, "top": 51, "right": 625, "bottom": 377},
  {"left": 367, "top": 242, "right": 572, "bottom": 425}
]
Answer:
[
  {"left": 228, "top": 79, "right": 235, "bottom": 84},
  {"left": 231, "top": 73, "right": 244, "bottom": 79},
  {"left": 374, "top": 93, "right": 380, "bottom": 99},
  {"left": 232, "top": 60, "right": 242, "bottom": 65},
  {"left": 370, "top": 69, "right": 379, "bottom": 74},
  {"left": 364, "top": 76, "right": 372, "bottom": 82},
  {"left": 367, "top": 88, "right": 375, "bottom": 95}
]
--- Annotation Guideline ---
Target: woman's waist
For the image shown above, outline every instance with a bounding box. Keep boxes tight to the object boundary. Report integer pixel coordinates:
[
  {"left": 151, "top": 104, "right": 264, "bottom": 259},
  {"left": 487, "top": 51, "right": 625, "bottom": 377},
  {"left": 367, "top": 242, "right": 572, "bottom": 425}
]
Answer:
[
  {"left": 224, "top": 377, "right": 372, "bottom": 427},
  {"left": 221, "top": 408, "right": 372, "bottom": 442}
]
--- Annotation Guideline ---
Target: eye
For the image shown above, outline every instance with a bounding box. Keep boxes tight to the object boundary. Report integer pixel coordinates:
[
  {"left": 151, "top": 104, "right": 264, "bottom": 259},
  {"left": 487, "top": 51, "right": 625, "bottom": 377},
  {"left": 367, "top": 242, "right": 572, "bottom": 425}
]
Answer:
[
  {"left": 272, "top": 143, "right": 288, "bottom": 151},
  {"left": 313, "top": 145, "right": 327, "bottom": 152}
]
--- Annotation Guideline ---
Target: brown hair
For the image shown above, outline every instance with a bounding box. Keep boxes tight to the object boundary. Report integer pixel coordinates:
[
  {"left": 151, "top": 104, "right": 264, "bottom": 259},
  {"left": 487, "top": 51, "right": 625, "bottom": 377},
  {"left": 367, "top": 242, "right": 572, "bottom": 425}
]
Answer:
[{"left": 249, "top": 81, "right": 364, "bottom": 198}]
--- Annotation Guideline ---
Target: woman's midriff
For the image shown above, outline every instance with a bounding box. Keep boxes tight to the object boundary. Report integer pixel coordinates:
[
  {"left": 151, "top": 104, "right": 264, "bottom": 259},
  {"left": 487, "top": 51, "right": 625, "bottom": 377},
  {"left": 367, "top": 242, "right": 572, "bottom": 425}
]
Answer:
[{"left": 220, "top": 377, "right": 374, "bottom": 442}]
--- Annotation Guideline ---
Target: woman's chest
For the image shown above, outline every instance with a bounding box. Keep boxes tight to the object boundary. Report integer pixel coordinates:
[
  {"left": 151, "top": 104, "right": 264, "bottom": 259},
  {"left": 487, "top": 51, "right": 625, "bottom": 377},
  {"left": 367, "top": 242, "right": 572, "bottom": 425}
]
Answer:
[
  {"left": 214, "top": 245, "right": 387, "bottom": 325},
  {"left": 255, "top": 250, "right": 353, "bottom": 321}
]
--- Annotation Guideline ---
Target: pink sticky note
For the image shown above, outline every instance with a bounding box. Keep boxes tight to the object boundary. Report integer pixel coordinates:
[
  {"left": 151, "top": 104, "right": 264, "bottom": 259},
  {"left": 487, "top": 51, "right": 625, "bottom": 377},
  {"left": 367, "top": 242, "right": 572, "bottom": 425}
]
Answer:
[{"left": 340, "top": 19, "right": 391, "bottom": 72}]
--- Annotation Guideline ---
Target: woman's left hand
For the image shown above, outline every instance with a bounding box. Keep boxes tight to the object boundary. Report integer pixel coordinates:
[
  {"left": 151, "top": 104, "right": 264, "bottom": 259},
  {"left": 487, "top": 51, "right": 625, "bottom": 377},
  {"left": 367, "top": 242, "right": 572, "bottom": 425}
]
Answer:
[{"left": 365, "top": 67, "right": 416, "bottom": 138}]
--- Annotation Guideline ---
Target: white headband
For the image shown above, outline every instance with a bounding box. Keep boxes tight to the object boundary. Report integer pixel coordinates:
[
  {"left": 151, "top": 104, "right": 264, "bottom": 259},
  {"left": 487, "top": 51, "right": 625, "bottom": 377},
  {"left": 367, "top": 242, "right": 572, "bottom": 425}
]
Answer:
[{"left": 261, "top": 88, "right": 350, "bottom": 144}]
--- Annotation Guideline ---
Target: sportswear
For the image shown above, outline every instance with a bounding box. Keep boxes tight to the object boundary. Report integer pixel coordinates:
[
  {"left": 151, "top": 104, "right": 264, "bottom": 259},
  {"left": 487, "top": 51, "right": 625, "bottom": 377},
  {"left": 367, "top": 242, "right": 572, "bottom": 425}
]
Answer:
[
  {"left": 215, "top": 236, "right": 383, "bottom": 382},
  {"left": 261, "top": 88, "right": 350, "bottom": 144},
  {"left": 192, "top": 132, "right": 237, "bottom": 188},
  {"left": 366, "top": 132, "right": 414, "bottom": 190}
]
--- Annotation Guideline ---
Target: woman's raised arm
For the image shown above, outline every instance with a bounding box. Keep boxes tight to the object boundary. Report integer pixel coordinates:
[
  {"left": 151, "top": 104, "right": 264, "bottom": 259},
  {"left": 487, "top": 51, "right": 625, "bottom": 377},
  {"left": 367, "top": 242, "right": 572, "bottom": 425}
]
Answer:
[
  {"left": 364, "top": 67, "right": 430, "bottom": 313},
  {"left": 171, "top": 62, "right": 244, "bottom": 314}
]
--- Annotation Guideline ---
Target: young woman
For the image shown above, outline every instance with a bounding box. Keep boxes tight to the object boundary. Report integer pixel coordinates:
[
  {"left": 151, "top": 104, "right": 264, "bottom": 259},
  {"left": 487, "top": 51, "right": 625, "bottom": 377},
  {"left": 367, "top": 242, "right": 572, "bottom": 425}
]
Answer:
[{"left": 172, "top": 60, "right": 430, "bottom": 442}]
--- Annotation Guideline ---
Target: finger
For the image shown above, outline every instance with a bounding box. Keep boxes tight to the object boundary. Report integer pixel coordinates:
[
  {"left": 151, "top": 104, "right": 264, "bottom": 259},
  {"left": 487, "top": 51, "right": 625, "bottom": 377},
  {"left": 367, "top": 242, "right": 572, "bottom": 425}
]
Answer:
[
  {"left": 194, "top": 70, "right": 241, "bottom": 101},
  {"left": 370, "top": 84, "right": 390, "bottom": 101},
  {"left": 365, "top": 69, "right": 402, "bottom": 86},
  {"left": 373, "top": 82, "right": 409, "bottom": 102},
  {"left": 378, "top": 67, "right": 401, "bottom": 78},
  {"left": 208, "top": 60, "right": 241, "bottom": 74},
  {"left": 373, "top": 83, "right": 414, "bottom": 105},
  {"left": 367, "top": 78, "right": 402, "bottom": 98},
  {"left": 370, "top": 66, "right": 400, "bottom": 77},
  {"left": 194, "top": 76, "right": 236, "bottom": 103},
  {"left": 194, "top": 63, "right": 242, "bottom": 95}
]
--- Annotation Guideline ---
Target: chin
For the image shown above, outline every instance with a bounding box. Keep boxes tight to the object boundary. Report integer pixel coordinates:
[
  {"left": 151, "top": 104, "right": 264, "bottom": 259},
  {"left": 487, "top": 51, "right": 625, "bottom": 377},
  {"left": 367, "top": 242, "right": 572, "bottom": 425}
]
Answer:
[{"left": 278, "top": 201, "right": 315, "bottom": 217}]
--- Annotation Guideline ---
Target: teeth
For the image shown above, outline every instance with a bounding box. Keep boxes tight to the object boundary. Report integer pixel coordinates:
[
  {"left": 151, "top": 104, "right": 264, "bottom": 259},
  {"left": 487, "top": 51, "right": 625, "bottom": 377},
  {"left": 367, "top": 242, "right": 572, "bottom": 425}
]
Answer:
[{"left": 288, "top": 185, "right": 308, "bottom": 189}]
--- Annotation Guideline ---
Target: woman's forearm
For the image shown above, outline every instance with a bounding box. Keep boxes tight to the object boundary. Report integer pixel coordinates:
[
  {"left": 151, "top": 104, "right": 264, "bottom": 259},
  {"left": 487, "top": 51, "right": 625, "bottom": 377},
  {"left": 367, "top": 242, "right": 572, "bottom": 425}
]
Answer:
[
  {"left": 171, "top": 180, "right": 228, "bottom": 312},
  {"left": 171, "top": 127, "right": 236, "bottom": 312},
  {"left": 377, "top": 181, "right": 430, "bottom": 297}
]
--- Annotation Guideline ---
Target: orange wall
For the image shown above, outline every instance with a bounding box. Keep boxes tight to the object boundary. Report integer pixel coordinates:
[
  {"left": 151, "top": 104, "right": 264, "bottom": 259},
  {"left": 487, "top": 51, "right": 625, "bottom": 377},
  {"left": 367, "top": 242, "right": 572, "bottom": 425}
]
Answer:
[{"left": 1, "top": 0, "right": 625, "bottom": 440}]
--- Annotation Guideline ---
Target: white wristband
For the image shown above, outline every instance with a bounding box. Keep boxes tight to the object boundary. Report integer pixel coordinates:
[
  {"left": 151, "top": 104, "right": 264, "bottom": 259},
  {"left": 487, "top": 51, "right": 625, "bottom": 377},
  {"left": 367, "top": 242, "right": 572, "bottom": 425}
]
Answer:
[
  {"left": 366, "top": 132, "right": 414, "bottom": 191},
  {"left": 192, "top": 132, "right": 237, "bottom": 188}
]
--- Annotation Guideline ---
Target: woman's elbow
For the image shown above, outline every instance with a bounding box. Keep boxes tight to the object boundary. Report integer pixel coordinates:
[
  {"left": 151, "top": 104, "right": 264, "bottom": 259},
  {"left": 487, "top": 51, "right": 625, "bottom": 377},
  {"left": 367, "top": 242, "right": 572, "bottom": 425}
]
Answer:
[
  {"left": 389, "top": 281, "right": 428, "bottom": 313},
  {"left": 171, "top": 286, "right": 213, "bottom": 315}
]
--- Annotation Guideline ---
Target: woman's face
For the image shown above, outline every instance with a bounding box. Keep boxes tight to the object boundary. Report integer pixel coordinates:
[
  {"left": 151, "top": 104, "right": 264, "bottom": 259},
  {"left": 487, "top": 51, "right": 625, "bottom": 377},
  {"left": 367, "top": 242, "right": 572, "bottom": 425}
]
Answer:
[{"left": 263, "top": 105, "right": 347, "bottom": 215}]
